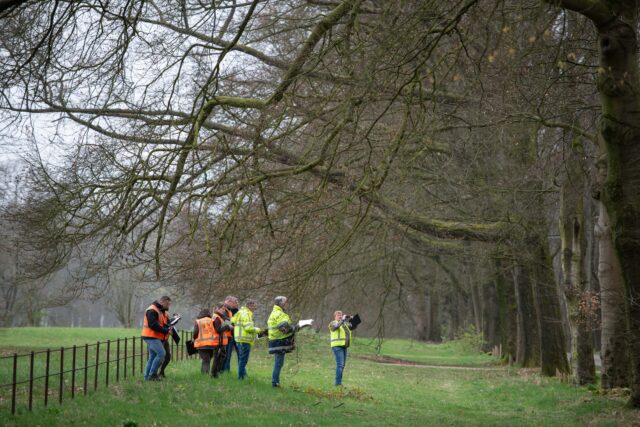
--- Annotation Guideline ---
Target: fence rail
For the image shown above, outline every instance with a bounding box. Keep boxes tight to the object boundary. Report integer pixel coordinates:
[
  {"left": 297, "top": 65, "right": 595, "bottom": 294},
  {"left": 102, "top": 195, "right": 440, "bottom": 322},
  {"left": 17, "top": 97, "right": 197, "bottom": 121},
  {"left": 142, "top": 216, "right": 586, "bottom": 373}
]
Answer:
[{"left": 0, "top": 330, "right": 194, "bottom": 416}]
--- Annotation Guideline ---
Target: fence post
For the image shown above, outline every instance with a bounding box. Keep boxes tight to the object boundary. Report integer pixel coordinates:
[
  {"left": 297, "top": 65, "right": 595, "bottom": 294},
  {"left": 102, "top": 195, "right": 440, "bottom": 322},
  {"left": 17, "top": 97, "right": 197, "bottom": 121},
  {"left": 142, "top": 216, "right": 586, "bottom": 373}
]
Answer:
[
  {"left": 28, "top": 351, "right": 34, "bottom": 411},
  {"left": 11, "top": 353, "right": 17, "bottom": 415},
  {"left": 124, "top": 338, "right": 127, "bottom": 380},
  {"left": 116, "top": 338, "right": 120, "bottom": 382},
  {"left": 140, "top": 337, "right": 143, "bottom": 374},
  {"left": 132, "top": 337, "right": 135, "bottom": 377},
  {"left": 94, "top": 342, "right": 100, "bottom": 391},
  {"left": 71, "top": 345, "right": 76, "bottom": 399},
  {"left": 59, "top": 347, "right": 64, "bottom": 405},
  {"left": 181, "top": 330, "right": 184, "bottom": 360},
  {"left": 106, "top": 340, "right": 110, "bottom": 387},
  {"left": 44, "top": 349, "right": 50, "bottom": 407},
  {"left": 83, "top": 344, "right": 88, "bottom": 396}
]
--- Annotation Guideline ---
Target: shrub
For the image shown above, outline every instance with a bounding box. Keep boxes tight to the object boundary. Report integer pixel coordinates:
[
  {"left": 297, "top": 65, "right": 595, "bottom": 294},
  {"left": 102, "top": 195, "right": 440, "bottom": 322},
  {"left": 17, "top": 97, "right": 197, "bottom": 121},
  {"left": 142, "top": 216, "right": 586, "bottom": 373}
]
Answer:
[{"left": 450, "top": 325, "right": 486, "bottom": 353}]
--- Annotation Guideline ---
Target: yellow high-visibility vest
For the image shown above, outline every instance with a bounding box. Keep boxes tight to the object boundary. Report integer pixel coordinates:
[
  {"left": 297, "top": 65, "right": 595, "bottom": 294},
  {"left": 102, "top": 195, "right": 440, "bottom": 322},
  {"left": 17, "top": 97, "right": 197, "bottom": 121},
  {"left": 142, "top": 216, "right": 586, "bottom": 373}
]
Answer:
[
  {"left": 329, "top": 321, "right": 351, "bottom": 348},
  {"left": 233, "top": 307, "right": 261, "bottom": 345}
]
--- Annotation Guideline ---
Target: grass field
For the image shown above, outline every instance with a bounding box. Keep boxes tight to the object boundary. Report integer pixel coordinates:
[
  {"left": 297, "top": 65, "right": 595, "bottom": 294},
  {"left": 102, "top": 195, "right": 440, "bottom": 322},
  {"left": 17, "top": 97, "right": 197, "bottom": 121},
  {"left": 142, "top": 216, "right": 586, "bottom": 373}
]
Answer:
[{"left": 0, "top": 327, "right": 638, "bottom": 426}]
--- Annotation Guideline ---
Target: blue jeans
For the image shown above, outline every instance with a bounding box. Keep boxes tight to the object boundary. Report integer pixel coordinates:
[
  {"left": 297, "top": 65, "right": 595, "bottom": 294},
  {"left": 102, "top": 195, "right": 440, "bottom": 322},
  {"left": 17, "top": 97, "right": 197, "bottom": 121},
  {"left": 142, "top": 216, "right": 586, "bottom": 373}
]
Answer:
[
  {"left": 272, "top": 352, "right": 285, "bottom": 386},
  {"left": 143, "top": 338, "right": 166, "bottom": 380},
  {"left": 332, "top": 346, "right": 347, "bottom": 385},
  {"left": 237, "top": 342, "right": 251, "bottom": 380},
  {"left": 223, "top": 339, "right": 236, "bottom": 372}
]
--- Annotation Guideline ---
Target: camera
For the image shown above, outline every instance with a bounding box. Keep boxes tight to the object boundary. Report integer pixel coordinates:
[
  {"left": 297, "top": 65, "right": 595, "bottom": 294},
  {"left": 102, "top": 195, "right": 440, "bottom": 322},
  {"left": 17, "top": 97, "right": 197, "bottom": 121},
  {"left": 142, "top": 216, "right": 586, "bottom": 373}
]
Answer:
[{"left": 342, "top": 314, "right": 352, "bottom": 321}]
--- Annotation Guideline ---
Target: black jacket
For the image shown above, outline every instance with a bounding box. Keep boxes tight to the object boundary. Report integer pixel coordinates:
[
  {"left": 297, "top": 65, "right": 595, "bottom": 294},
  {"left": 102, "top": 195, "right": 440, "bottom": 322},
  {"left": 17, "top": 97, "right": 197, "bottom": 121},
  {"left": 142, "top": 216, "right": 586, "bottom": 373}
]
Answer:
[{"left": 146, "top": 301, "right": 170, "bottom": 334}]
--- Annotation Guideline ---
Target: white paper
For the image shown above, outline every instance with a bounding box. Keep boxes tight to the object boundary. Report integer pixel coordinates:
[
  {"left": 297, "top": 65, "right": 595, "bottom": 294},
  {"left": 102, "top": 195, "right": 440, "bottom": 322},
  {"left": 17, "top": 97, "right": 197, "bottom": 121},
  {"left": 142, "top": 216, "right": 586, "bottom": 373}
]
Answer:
[{"left": 298, "top": 319, "right": 314, "bottom": 328}]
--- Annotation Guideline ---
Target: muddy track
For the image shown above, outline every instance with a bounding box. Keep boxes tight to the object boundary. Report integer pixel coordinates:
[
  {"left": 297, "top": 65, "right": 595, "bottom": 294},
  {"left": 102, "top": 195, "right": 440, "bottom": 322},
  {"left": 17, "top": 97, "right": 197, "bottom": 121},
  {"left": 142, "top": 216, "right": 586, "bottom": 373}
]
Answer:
[{"left": 354, "top": 354, "right": 505, "bottom": 370}]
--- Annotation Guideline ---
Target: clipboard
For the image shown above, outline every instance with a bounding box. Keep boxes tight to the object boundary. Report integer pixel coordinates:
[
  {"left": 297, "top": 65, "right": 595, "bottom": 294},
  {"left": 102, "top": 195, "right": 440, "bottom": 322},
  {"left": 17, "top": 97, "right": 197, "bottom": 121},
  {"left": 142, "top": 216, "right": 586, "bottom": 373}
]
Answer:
[{"left": 297, "top": 319, "right": 314, "bottom": 329}]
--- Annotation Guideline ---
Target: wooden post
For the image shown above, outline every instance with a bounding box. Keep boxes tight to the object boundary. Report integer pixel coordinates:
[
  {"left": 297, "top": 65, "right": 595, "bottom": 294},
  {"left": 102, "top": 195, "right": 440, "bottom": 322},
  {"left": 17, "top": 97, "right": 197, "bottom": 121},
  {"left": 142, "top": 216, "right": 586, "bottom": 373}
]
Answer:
[
  {"left": 124, "top": 338, "right": 127, "bottom": 380},
  {"left": 94, "top": 342, "right": 100, "bottom": 391},
  {"left": 44, "top": 349, "right": 50, "bottom": 407},
  {"left": 106, "top": 340, "right": 110, "bottom": 387},
  {"left": 83, "top": 344, "right": 88, "bottom": 396},
  {"left": 28, "top": 351, "right": 34, "bottom": 411},
  {"left": 11, "top": 353, "right": 17, "bottom": 415},
  {"left": 59, "top": 347, "right": 64, "bottom": 405},
  {"left": 71, "top": 345, "right": 76, "bottom": 399}
]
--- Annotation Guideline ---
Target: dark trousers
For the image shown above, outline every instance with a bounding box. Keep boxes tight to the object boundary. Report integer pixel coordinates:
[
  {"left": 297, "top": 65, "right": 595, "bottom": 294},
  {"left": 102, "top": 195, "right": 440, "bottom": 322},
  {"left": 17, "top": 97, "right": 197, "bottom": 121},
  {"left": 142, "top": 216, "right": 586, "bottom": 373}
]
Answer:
[
  {"left": 159, "top": 340, "right": 171, "bottom": 376},
  {"left": 223, "top": 337, "right": 237, "bottom": 372},
  {"left": 237, "top": 342, "right": 251, "bottom": 379},
  {"left": 198, "top": 346, "right": 227, "bottom": 377},
  {"left": 272, "top": 352, "right": 285, "bottom": 386},
  {"left": 198, "top": 349, "right": 213, "bottom": 374},
  {"left": 213, "top": 345, "right": 227, "bottom": 377}
]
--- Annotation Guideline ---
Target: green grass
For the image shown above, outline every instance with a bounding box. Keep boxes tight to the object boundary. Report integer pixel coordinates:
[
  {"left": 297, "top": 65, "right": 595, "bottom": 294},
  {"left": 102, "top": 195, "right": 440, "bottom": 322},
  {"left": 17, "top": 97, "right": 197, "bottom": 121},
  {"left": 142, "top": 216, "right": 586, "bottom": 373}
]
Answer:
[
  {"left": 352, "top": 337, "right": 497, "bottom": 366},
  {"left": 0, "top": 327, "right": 140, "bottom": 353},
  {"left": 0, "top": 328, "right": 636, "bottom": 426}
]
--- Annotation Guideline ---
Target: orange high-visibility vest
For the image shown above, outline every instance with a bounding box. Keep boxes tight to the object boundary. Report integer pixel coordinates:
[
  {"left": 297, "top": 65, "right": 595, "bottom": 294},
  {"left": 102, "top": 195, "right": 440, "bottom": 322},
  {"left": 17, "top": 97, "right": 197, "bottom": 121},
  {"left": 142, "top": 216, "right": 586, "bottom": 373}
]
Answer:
[
  {"left": 141, "top": 304, "right": 169, "bottom": 340},
  {"left": 214, "top": 313, "right": 230, "bottom": 346},
  {"left": 194, "top": 317, "right": 217, "bottom": 348},
  {"left": 224, "top": 308, "right": 233, "bottom": 340}
]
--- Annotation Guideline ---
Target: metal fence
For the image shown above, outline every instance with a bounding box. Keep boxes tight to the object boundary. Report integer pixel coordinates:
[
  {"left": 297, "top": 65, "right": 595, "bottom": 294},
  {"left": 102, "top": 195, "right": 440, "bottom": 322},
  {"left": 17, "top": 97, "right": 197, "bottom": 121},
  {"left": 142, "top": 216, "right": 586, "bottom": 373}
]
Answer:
[{"left": 0, "top": 330, "right": 194, "bottom": 415}]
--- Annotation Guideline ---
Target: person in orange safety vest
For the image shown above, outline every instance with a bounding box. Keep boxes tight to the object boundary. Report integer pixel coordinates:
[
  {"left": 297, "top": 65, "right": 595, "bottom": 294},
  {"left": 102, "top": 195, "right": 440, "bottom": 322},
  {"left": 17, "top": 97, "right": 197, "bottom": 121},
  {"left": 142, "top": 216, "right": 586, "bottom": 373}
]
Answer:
[
  {"left": 141, "top": 296, "right": 172, "bottom": 381},
  {"left": 221, "top": 295, "right": 238, "bottom": 373},
  {"left": 193, "top": 303, "right": 232, "bottom": 377}
]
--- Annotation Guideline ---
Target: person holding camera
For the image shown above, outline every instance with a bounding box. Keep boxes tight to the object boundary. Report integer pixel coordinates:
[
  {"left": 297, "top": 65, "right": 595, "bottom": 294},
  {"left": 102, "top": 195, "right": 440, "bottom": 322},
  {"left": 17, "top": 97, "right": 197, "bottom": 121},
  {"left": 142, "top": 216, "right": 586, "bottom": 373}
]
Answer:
[
  {"left": 267, "top": 296, "right": 297, "bottom": 388},
  {"left": 329, "top": 310, "right": 352, "bottom": 386}
]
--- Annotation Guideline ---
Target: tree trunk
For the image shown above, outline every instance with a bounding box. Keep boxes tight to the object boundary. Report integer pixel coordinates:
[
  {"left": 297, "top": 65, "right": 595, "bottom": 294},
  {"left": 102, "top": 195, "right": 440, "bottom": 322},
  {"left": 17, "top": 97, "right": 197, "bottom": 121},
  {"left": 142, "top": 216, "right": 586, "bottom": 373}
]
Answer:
[
  {"left": 449, "top": 292, "right": 461, "bottom": 340},
  {"left": 555, "top": 0, "right": 640, "bottom": 405},
  {"left": 531, "top": 234, "right": 571, "bottom": 376},
  {"left": 597, "top": 197, "right": 630, "bottom": 388},
  {"left": 481, "top": 280, "right": 499, "bottom": 352},
  {"left": 406, "top": 287, "right": 429, "bottom": 341},
  {"left": 514, "top": 263, "right": 540, "bottom": 367},
  {"left": 470, "top": 280, "right": 482, "bottom": 334},
  {"left": 496, "top": 258, "right": 518, "bottom": 363},
  {"left": 560, "top": 140, "right": 595, "bottom": 384},
  {"left": 427, "top": 289, "right": 442, "bottom": 342}
]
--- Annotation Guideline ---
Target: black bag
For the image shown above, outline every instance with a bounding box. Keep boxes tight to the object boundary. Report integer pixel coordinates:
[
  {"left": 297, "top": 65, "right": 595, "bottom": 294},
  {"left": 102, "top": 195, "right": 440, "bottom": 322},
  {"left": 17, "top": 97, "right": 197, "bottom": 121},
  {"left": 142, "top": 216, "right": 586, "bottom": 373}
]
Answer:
[
  {"left": 349, "top": 314, "right": 362, "bottom": 330},
  {"left": 170, "top": 328, "right": 181, "bottom": 344},
  {"left": 268, "top": 335, "right": 295, "bottom": 354},
  {"left": 186, "top": 339, "right": 197, "bottom": 356}
]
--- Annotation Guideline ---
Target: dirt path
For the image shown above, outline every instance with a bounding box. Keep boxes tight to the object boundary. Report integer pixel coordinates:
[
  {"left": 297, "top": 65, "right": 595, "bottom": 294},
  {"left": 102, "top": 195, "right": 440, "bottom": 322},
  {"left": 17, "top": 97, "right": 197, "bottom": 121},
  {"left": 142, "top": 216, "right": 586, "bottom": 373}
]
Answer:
[{"left": 355, "top": 354, "right": 505, "bottom": 370}]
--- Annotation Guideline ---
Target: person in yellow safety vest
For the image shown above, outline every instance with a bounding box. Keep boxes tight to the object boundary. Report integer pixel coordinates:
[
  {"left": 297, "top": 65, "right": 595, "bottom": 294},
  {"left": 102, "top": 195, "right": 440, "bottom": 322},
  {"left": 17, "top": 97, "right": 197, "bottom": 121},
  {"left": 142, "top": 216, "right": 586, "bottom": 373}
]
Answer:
[
  {"left": 231, "top": 299, "right": 262, "bottom": 380},
  {"left": 141, "top": 296, "right": 172, "bottom": 381},
  {"left": 329, "top": 310, "right": 352, "bottom": 386},
  {"left": 267, "top": 296, "right": 298, "bottom": 388}
]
